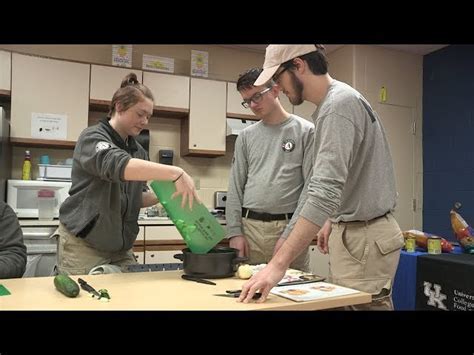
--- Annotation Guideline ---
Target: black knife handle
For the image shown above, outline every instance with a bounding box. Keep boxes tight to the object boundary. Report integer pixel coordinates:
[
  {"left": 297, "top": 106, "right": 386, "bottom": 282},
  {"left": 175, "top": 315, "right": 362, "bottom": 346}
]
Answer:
[{"left": 181, "top": 274, "right": 216, "bottom": 285}]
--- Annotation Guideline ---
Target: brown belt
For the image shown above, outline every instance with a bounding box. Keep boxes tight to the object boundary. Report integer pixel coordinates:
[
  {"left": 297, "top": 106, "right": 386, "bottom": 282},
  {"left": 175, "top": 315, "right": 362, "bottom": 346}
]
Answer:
[{"left": 242, "top": 207, "right": 294, "bottom": 222}]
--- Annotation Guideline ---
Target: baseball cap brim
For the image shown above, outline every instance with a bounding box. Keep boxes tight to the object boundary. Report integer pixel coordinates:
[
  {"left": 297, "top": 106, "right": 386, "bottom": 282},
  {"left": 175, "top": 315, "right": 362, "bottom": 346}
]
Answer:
[{"left": 254, "top": 64, "right": 280, "bottom": 86}]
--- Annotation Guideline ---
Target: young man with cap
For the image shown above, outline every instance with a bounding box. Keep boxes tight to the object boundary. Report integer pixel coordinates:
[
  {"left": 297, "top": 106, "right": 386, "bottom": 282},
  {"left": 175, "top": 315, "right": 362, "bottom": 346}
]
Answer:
[
  {"left": 226, "top": 68, "right": 314, "bottom": 271},
  {"left": 239, "top": 45, "right": 405, "bottom": 310}
]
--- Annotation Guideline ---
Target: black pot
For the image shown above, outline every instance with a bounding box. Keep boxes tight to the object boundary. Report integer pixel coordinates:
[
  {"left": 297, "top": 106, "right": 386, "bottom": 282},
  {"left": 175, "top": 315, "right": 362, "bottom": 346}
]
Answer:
[{"left": 174, "top": 247, "right": 248, "bottom": 279}]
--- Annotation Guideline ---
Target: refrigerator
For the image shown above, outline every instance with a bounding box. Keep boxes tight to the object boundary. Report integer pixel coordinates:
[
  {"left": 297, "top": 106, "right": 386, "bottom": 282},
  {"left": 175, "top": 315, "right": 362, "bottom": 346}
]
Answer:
[{"left": 0, "top": 106, "right": 11, "bottom": 202}]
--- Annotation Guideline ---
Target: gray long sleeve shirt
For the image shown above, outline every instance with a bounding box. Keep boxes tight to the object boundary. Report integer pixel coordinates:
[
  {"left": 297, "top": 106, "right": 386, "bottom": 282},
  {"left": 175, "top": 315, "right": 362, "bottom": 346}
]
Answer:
[
  {"left": 0, "top": 201, "right": 27, "bottom": 279},
  {"left": 226, "top": 115, "right": 315, "bottom": 239},
  {"left": 299, "top": 80, "right": 398, "bottom": 227}
]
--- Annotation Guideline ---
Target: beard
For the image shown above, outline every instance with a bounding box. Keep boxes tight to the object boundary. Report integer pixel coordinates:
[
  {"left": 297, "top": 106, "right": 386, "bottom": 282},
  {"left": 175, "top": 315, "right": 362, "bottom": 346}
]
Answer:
[{"left": 288, "top": 71, "right": 304, "bottom": 106}]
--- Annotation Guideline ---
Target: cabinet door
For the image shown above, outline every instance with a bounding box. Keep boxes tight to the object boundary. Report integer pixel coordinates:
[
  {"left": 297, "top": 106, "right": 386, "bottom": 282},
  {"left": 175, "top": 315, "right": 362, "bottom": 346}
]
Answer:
[
  {"left": 133, "top": 247, "right": 145, "bottom": 264},
  {"left": 136, "top": 226, "right": 145, "bottom": 241},
  {"left": 143, "top": 72, "right": 189, "bottom": 110},
  {"left": 0, "top": 50, "right": 11, "bottom": 93},
  {"left": 182, "top": 78, "right": 226, "bottom": 157},
  {"left": 293, "top": 101, "right": 317, "bottom": 122},
  {"left": 145, "top": 225, "right": 182, "bottom": 243},
  {"left": 11, "top": 53, "right": 90, "bottom": 141},
  {"left": 308, "top": 246, "right": 329, "bottom": 278},
  {"left": 90, "top": 65, "right": 143, "bottom": 102},
  {"left": 226, "top": 82, "right": 256, "bottom": 119},
  {"left": 145, "top": 249, "right": 182, "bottom": 264}
]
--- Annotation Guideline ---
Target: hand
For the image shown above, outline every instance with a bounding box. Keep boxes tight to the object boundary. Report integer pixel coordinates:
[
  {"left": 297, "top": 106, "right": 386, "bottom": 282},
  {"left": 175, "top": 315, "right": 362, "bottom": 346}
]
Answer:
[
  {"left": 172, "top": 171, "right": 201, "bottom": 209},
  {"left": 238, "top": 263, "right": 286, "bottom": 303},
  {"left": 273, "top": 237, "right": 286, "bottom": 256},
  {"left": 317, "top": 219, "right": 332, "bottom": 254},
  {"left": 229, "top": 235, "right": 249, "bottom": 258}
]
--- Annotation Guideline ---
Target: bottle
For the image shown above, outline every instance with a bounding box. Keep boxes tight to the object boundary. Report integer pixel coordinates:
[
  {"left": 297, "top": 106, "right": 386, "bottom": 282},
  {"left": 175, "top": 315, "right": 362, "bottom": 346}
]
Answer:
[
  {"left": 37, "top": 189, "right": 55, "bottom": 221},
  {"left": 150, "top": 180, "right": 225, "bottom": 254},
  {"left": 22, "top": 150, "right": 31, "bottom": 180}
]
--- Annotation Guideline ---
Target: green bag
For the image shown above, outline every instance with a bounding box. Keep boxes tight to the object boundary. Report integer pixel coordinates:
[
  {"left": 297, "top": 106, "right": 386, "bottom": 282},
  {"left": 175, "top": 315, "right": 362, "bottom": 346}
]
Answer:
[{"left": 150, "top": 180, "right": 225, "bottom": 254}]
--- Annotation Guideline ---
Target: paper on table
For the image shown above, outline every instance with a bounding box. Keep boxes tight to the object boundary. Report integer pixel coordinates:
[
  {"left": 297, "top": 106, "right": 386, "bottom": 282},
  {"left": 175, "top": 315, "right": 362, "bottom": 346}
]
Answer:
[{"left": 270, "top": 282, "right": 360, "bottom": 302}]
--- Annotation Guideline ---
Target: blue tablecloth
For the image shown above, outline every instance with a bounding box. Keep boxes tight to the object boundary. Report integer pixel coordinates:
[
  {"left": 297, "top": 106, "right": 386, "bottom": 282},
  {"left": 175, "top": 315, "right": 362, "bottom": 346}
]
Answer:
[{"left": 393, "top": 246, "right": 463, "bottom": 310}]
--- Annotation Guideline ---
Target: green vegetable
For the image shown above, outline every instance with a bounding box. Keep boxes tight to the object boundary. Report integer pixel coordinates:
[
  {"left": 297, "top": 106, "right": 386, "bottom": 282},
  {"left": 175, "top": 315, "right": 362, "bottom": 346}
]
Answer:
[{"left": 54, "top": 274, "right": 80, "bottom": 298}]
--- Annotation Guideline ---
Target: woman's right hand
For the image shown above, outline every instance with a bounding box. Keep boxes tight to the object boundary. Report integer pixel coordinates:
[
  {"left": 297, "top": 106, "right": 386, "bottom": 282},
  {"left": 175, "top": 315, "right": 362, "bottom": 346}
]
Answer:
[{"left": 171, "top": 170, "right": 201, "bottom": 209}]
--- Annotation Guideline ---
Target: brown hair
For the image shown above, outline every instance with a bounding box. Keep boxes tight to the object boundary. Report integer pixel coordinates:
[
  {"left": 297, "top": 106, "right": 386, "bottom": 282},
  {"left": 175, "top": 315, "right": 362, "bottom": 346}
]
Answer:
[
  {"left": 108, "top": 73, "right": 154, "bottom": 117},
  {"left": 237, "top": 67, "right": 274, "bottom": 91}
]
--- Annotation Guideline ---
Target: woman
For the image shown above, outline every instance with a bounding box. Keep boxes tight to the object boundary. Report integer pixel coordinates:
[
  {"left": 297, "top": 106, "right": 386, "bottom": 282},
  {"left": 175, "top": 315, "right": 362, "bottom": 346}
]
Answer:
[{"left": 57, "top": 73, "right": 199, "bottom": 275}]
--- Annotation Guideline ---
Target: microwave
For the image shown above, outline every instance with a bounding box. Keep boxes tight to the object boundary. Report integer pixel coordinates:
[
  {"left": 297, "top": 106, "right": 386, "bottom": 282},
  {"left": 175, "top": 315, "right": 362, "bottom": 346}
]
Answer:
[{"left": 7, "top": 179, "right": 71, "bottom": 218}]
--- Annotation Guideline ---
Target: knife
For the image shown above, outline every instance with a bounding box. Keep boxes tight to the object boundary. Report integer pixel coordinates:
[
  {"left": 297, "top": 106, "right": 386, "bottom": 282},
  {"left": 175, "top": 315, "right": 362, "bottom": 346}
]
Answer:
[
  {"left": 78, "top": 278, "right": 101, "bottom": 297},
  {"left": 181, "top": 274, "right": 216, "bottom": 286}
]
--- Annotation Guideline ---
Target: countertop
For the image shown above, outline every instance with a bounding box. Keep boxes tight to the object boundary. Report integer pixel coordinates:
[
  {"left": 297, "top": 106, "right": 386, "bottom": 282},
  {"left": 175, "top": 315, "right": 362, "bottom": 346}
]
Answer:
[
  {"left": 19, "top": 217, "right": 226, "bottom": 227},
  {"left": 0, "top": 271, "right": 371, "bottom": 311}
]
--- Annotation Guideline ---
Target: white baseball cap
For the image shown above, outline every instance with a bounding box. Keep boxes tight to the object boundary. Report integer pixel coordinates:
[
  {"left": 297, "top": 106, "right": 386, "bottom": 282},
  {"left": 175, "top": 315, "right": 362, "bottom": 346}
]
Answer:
[{"left": 254, "top": 45, "right": 318, "bottom": 86}]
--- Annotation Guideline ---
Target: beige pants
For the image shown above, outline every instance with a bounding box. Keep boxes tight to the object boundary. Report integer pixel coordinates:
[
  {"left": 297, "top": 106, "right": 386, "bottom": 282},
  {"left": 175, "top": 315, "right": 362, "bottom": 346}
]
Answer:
[
  {"left": 328, "top": 213, "right": 405, "bottom": 310},
  {"left": 242, "top": 217, "right": 310, "bottom": 272},
  {"left": 55, "top": 223, "right": 137, "bottom": 275}
]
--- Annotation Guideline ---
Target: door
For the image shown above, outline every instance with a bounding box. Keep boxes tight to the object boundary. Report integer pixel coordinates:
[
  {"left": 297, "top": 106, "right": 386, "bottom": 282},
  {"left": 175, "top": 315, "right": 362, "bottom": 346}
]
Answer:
[{"left": 374, "top": 103, "right": 415, "bottom": 230}]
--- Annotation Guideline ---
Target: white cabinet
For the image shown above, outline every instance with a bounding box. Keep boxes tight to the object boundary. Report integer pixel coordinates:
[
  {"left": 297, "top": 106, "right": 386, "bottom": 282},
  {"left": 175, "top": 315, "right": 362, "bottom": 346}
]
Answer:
[
  {"left": 181, "top": 78, "right": 226, "bottom": 157},
  {"left": 293, "top": 101, "right": 317, "bottom": 122},
  {"left": 226, "top": 82, "right": 256, "bottom": 120},
  {"left": 0, "top": 50, "right": 11, "bottom": 93},
  {"left": 145, "top": 249, "right": 181, "bottom": 264},
  {"left": 90, "top": 65, "right": 143, "bottom": 102},
  {"left": 143, "top": 72, "right": 189, "bottom": 111},
  {"left": 133, "top": 248, "right": 145, "bottom": 264},
  {"left": 136, "top": 226, "right": 145, "bottom": 241},
  {"left": 10, "top": 53, "right": 90, "bottom": 142},
  {"left": 308, "top": 245, "right": 329, "bottom": 278},
  {"left": 145, "top": 225, "right": 181, "bottom": 242}
]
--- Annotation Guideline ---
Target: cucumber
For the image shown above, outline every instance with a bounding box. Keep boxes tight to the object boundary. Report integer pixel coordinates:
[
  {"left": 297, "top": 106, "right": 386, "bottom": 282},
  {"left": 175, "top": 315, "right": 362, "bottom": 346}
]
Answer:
[{"left": 54, "top": 274, "right": 80, "bottom": 298}]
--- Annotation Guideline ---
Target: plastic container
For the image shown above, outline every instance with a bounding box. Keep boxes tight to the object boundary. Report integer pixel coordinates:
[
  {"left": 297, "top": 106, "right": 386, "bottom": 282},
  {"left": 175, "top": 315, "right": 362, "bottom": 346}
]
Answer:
[
  {"left": 37, "top": 189, "right": 55, "bottom": 221},
  {"left": 150, "top": 180, "right": 224, "bottom": 254}
]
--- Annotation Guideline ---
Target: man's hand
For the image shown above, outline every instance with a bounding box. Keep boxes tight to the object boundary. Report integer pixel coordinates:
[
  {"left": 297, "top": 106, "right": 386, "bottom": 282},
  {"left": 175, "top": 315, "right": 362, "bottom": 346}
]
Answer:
[
  {"left": 238, "top": 263, "right": 286, "bottom": 303},
  {"left": 317, "top": 219, "right": 332, "bottom": 254},
  {"left": 273, "top": 237, "right": 286, "bottom": 256},
  {"left": 229, "top": 235, "right": 249, "bottom": 258}
]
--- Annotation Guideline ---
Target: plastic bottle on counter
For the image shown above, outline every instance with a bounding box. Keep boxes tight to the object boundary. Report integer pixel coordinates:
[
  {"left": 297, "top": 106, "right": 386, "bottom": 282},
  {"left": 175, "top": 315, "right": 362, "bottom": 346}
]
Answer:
[
  {"left": 37, "top": 189, "right": 55, "bottom": 220},
  {"left": 22, "top": 150, "right": 32, "bottom": 180},
  {"left": 150, "top": 180, "right": 224, "bottom": 254}
]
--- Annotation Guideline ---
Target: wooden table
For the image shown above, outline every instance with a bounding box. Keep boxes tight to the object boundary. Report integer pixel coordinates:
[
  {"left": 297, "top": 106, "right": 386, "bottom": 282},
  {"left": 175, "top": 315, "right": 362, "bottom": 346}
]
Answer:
[{"left": 0, "top": 271, "right": 371, "bottom": 310}]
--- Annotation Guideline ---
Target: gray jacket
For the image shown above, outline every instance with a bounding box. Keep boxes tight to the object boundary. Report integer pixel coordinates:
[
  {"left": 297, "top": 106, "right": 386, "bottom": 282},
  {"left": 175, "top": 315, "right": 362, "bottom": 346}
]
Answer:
[
  {"left": 59, "top": 118, "right": 148, "bottom": 252},
  {"left": 0, "top": 200, "right": 27, "bottom": 279}
]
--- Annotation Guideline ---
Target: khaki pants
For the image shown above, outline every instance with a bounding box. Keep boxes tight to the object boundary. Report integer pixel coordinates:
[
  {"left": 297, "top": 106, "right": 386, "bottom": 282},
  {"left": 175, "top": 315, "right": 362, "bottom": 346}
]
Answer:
[
  {"left": 55, "top": 223, "right": 137, "bottom": 275},
  {"left": 242, "top": 217, "right": 310, "bottom": 272},
  {"left": 328, "top": 213, "right": 405, "bottom": 310}
]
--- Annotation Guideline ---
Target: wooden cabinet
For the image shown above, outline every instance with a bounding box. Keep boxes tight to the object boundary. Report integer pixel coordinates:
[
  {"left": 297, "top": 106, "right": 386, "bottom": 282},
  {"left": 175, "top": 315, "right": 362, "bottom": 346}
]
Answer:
[
  {"left": 226, "top": 82, "right": 256, "bottom": 120},
  {"left": 293, "top": 101, "right": 317, "bottom": 122},
  {"left": 143, "top": 72, "right": 189, "bottom": 118},
  {"left": 145, "top": 225, "right": 182, "bottom": 243},
  {"left": 145, "top": 247, "right": 183, "bottom": 264},
  {"left": 10, "top": 53, "right": 90, "bottom": 145},
  {"left": 0, "top": 50, "right": 11, "bottom": 95},
  {"left": 90, "top": 65, "right": 142, "bottom": 103},
  {"left": 181, "top": 78, "right": 226, "bottom": 157}
]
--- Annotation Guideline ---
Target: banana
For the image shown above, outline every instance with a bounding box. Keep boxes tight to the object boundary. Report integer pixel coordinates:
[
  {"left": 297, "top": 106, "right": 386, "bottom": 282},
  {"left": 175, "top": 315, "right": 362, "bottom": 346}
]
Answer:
[{"left": 450, "top": 202, "right": 474, "bottom": 254}]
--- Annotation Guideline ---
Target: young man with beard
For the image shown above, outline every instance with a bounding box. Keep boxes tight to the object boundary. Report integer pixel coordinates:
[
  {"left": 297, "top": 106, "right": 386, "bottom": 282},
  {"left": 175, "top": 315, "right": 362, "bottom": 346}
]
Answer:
[{"left": 239, "top": 45, "right": 404, "bottom": 310}]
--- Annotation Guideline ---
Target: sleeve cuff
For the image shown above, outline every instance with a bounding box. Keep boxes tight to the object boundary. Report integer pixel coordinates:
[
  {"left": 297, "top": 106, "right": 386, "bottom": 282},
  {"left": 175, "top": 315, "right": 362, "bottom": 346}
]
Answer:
[{"left": 299, "top": 202, "right": 328, "bottom": 229}]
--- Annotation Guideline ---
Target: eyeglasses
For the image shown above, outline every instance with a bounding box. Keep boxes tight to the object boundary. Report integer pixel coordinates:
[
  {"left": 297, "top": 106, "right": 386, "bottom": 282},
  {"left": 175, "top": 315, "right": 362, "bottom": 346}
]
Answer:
[
  {"left": 272, "top": 66, "right": 289, "bottom": 85},
  {"left": 241, "top": 87, "right": 272, "bottom": 109}
]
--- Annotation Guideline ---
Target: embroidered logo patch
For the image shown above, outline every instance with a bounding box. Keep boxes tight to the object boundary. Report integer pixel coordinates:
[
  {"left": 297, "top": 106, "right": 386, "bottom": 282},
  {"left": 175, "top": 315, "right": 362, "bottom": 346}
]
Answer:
[
  {"left": 281, "top": 139, "right": 295, "bottom": 153},
  {"left": 95, "top": 141, "right": 112, "bottom": 152}
]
